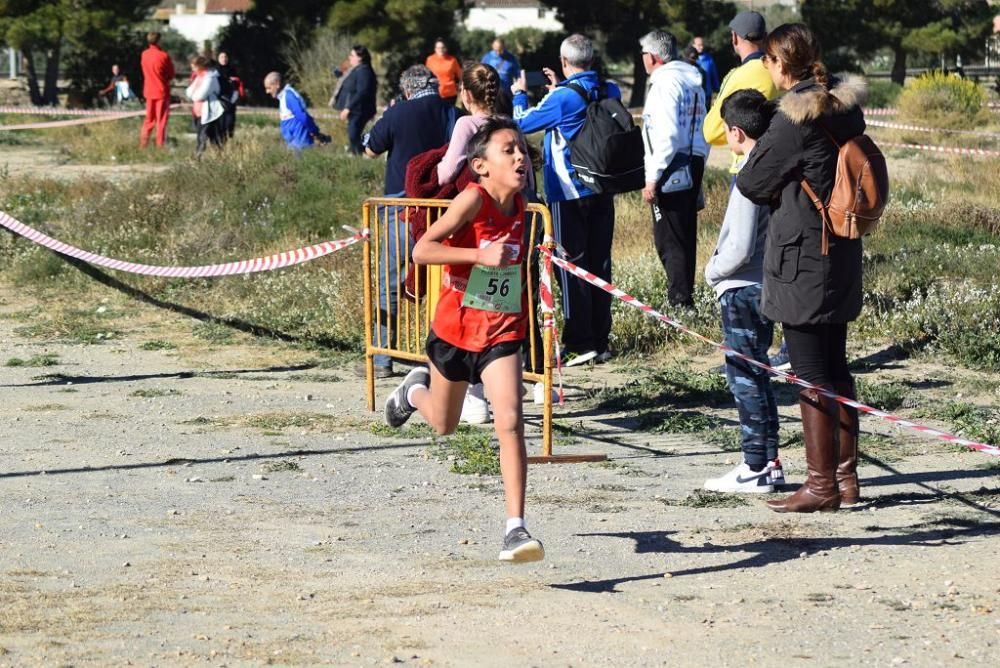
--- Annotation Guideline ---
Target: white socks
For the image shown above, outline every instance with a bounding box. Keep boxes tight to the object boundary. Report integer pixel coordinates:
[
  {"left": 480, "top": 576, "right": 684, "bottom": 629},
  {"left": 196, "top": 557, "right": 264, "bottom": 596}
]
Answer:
[
  {"left": 505, "top": 517, "right": 525, "bottom": 534},
  {"left": 405, "top": 383, "right": 427, "bottom": 407}
]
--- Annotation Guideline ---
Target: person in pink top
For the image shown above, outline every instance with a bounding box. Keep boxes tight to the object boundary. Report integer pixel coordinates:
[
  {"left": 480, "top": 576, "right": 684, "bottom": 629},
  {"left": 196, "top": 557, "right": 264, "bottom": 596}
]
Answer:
[
  {"left": 439, "top": 63, "right": 536, "bottom": 195},
  {"left": 139, "top": 31, "right": 175, "bottom": 148}
]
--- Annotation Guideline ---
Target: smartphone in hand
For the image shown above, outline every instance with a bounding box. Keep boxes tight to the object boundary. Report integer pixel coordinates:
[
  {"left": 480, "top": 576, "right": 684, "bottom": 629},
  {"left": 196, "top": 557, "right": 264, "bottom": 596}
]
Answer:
[{"left": 525, "top": 71, "right": 548, "bottom": 87}]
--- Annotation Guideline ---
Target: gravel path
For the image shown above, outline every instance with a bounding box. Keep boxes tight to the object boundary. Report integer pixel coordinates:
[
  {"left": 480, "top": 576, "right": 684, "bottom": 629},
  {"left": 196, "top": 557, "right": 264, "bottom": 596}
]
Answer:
[{"left": 1, "top": 284, "right": 998, "bottom": 667}]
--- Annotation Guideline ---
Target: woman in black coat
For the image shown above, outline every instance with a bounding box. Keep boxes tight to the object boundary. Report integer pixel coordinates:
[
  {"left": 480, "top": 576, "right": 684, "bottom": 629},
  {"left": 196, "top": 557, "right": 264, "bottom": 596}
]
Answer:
[
  {"left": 736, "top": 23, "right": 868, "bottom": 513},
  {"left": 336, "top": 45, "right": 378, "bottom": 155}
]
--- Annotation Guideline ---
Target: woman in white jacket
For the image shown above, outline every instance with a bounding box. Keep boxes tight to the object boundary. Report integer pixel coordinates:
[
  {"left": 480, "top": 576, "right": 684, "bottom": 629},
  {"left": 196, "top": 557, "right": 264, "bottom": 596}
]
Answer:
[
  {"left": 639, "top": 30, "right": 708, "bottom": 309},
  {"left": 185, "top": 55, "right": 225, "bottom": 155}
]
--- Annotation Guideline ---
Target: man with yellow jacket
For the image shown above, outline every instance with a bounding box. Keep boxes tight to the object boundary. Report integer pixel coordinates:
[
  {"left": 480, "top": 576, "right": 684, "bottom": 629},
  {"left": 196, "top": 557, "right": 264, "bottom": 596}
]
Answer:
[{"left": 702, "top": 11, "right": 778, "bottom": 174}]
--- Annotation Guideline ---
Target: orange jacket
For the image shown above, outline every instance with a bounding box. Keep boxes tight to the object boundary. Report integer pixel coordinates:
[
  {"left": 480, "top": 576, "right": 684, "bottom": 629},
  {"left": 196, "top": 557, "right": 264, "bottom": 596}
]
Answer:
[
  {"left": 141, "top": 44, "right": 175, "bottom": 100},
  {"left": 425, "top": 53, "right": 462, "bottom": 99}
]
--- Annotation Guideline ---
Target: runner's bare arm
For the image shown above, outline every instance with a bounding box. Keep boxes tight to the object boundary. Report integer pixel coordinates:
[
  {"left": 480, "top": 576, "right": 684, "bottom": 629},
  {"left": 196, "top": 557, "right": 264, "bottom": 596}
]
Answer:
[{"left": 413, "top": 189, "right": 493, "bottom": 266}]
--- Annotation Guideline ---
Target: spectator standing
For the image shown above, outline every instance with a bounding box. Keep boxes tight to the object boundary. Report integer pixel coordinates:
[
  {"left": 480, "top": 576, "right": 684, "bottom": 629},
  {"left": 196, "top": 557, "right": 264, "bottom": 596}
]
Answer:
[
  {"left": 263, "top": 72, "right": 325, "bottom": 151},
  {"left": 185, "top": 55, "right": 225, "bottom": 156},
  {"left": 737, "top": 24, "right": 868, "bottom": 513},
  {"left": 139, "top": 31, "right": 175, "bottom": 148},
  {"left": 363, "top": 65, "right": 459, "bottom": 377},
  {"left": 482, "top": 37, "right": 521, "bottom": 89},
  {"left": 640, "top": 30, "right": 708, "bottom": 309},
  {"left": 337, "top": 45, "right": 378, "bottom": 155},
  {"left": 702, "top": 89, "right": 782, "bottom": 494},
  {"left": 692, "top": 36, "right": 721, "bottom": 102},
  {"left": 425, "top": 38, "right": 463, "bottom": 105},
  {"left": 703, "top": 11, "right": 778, "bottom": 176},
  {"left": 512, "top": 33, "right": 618, "bottom": 366},
  {"left": 216, "top": 51, "right": 244, "bottom": 139}
]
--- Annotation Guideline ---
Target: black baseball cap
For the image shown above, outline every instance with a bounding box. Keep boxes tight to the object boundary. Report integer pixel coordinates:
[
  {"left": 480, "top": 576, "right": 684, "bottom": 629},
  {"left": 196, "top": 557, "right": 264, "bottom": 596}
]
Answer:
[{"left": 729, "top": 11, "right": 766, "bottom": 40}]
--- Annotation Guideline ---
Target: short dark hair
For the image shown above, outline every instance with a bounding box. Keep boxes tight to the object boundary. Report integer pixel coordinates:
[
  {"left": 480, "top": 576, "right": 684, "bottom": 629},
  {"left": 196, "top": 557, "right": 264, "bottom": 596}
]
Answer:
[
  {"left": 147, "top": 31, "right": 161, "bottom": 45},
  {"left": 466, "top": 116, "right": 526, "bottom": 180},
  {"left": 720, "top": 89, "right": 774, "bottom": 140},
  {"left": 352, "top": 44, "right": 371, "bottom": 64}
]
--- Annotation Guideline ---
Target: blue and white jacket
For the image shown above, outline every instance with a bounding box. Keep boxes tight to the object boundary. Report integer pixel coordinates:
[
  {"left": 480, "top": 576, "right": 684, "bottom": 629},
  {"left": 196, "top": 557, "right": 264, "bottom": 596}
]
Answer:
[
  {"left": 278, "top": 84, "right": 320, "bottom": 150},
  {"left": 513, "top": 71, "right": 622, "bottom": 203}
]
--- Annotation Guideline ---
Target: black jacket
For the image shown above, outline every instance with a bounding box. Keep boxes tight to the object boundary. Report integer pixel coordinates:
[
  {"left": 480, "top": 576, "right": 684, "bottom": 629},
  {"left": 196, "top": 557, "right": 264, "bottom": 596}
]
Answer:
[
  {"left": 337, "top": 63, "right": 377, "bottom": 119},
  {"left": 737, "top": 75, "right": 868, "bottom": 326}
]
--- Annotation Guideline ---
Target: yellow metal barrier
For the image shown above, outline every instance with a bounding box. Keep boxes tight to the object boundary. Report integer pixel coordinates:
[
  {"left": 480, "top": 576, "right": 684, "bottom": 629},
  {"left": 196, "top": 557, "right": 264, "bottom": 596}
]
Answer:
[{"left": 361, "top": 197, "right": 604, "bottom": 463}]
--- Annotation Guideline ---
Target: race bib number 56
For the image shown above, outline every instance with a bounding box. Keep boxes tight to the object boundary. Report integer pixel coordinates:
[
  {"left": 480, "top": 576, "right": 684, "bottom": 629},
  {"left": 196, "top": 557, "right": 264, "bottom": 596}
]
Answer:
[{"left": 462, "top": 264, "right": 521, "bottom": 313}]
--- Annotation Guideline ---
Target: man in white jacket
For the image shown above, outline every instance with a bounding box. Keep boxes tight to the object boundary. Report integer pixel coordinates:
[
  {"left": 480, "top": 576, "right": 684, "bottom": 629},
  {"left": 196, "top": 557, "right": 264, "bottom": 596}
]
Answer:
[{"left": 640, "top": 30, "right": 708, "bottom": 309}]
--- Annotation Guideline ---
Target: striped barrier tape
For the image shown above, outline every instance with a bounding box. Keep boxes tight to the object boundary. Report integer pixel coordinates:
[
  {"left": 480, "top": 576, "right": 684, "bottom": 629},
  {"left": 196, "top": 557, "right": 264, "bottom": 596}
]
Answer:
[
  {"left": 0, "top": 105, "right": 139, "bottom": 117},
  {"left": 0, "top": 211, "right": 367, "bottom": 278},
  {"left": 0, "top": 110, "right": 147, "bottom": 131},
  {"left": 863, "top": 108, "right": 898, "bottom": 116},
  {"left": 867, "top": 118, "right": 1000, "bottom": 139},
  {"left": 537, "top": 245, "right": 1000, "bottom": 458},
  {"left": 879, "top": 141, "right": 1000, "bottom": 158}
]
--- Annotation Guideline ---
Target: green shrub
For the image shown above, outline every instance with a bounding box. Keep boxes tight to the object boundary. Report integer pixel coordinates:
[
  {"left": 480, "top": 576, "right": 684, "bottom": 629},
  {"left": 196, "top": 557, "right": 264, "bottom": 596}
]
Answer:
[
  {"left": 866, "top": 79, "right": 902, "bottom": 109},
  {"left": 898, "top": 71, "right": 987, "bottom": 127}
]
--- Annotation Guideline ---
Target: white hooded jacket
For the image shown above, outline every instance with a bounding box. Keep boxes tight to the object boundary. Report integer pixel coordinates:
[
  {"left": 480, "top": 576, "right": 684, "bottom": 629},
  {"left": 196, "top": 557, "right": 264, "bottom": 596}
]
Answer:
[
  {"left": 185, "top": 68, "right": 224, "bottom": 125},
  {"left": 642, "top": 60, "right": 709, "bottom": 188}
]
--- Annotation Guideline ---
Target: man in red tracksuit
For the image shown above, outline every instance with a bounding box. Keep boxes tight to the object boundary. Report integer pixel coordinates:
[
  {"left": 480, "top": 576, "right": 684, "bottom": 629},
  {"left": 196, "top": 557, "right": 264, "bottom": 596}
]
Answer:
[{"left": 139, "top": 31, "right": 175, "bottom": 148}]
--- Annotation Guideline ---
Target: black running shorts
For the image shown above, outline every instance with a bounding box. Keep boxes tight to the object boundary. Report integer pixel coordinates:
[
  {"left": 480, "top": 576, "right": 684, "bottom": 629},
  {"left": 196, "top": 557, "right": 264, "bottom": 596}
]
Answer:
[{"left": 425, "top": 331, "right": 523, "bottom": 385}]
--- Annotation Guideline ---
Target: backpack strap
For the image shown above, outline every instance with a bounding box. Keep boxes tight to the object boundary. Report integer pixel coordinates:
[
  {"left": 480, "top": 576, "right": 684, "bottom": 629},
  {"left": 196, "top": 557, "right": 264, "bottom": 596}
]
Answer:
[
  {"left": 565, "top": 81, "right": 591, "bottom": 104},
  {"left": 800, "top": 178, "right": 832, "bottom": 255},
  {"left": 565, "top": 80, "right": 607, "bottom": 104},
  {"left": 801, "top": 125, "right": 844, "bottom": 256}
]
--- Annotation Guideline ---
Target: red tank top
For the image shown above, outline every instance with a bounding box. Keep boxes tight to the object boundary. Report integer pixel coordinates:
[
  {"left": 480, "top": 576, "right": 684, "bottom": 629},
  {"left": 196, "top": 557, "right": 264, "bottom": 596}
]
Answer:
[{"left": 431, "top": 184, "right": 528, "bottom": 353}]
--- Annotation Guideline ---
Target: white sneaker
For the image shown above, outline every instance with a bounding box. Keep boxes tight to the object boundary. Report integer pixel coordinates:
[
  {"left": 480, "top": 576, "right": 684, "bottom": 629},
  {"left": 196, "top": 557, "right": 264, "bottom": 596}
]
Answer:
[
  {"left": 703, "top": 462, "right": 775, "bottom": 494},
  {"left": 461, "top": 383, "right": 490, "bottom": 424}
]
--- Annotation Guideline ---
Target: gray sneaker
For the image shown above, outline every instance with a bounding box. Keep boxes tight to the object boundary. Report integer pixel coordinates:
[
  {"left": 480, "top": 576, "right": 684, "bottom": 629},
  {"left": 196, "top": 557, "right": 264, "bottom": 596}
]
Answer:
[
  {"left": 384, "top": 367, "right": 429, "bottom": 428},
  {"left": 498, "top": 527, "right": 545, "bottom": 563}
]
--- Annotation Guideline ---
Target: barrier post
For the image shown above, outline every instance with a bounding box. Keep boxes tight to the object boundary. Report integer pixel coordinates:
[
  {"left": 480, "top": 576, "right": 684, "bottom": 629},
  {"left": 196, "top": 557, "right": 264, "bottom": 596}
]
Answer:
[
  {"left": 524, "top": 206, "right": 605, "bottom": 465},
  {"left": 363, "top": 202, "right": 375, "bottom": 412}
]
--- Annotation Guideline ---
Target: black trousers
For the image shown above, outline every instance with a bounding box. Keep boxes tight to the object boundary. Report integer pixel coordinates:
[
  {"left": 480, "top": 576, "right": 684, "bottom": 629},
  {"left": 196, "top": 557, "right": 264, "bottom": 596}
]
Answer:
[
  {"left": 195, "top": 118, "right": 225, "bottom": 155},
  {"left": 219, "top": 107, "right": 237, "bottom": 139},
  {"left": 348, "top": 112, "right": 373, "bottom": 155},
  {"left": 553, "top": 193, "right": 615, "bottom": 354},
  {"left": 782, "top": 322, "right": 852, "bottom": 387},
  {"left": 651, "top": 156, "right": 705, "bottom": 308}
]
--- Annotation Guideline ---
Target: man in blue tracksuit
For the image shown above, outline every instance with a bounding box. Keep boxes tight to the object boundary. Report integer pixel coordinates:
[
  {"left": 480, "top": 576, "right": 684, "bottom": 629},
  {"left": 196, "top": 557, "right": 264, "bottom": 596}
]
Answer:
[
  {"left": 512, "top": 33, "right": 620, "bottom": 366},
  {"left": 264, "top": 71, "right": 322, "bottom": 150}
]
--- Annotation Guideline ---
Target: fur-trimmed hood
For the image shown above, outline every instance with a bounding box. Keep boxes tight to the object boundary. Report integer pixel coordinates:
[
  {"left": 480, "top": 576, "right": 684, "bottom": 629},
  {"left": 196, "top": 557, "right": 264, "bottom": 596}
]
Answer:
[{"left": 777, "top": 74, "right": 867, "bottom": 125}]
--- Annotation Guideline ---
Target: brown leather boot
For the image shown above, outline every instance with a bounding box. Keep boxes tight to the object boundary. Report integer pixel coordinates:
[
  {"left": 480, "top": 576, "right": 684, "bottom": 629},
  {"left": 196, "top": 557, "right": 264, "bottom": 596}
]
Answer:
[
  {"left": 767, "top": 388, "right": 841, "bottom": 513},
  {"left": 833, "top": 379, "right": 860, "bottom": 505}
]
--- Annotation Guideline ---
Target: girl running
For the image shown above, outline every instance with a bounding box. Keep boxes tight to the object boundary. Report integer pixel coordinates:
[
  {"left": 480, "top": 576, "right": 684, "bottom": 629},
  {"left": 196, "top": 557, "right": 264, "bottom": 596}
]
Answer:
[{"left": 384, "top": 116, "right": 543, "bottom": 563}]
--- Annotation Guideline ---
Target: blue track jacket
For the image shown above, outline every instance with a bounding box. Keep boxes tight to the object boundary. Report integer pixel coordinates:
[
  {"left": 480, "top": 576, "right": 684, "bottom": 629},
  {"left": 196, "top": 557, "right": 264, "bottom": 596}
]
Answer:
[
  {"left": 512, "top": 72, "right": 622, "bottom": 203},
  {"left": 278, "top": 85, "right": 319, "bottom": 149}
]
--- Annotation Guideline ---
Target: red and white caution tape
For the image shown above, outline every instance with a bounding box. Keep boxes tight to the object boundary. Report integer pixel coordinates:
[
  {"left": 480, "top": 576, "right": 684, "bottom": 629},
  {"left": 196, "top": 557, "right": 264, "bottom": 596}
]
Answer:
[
  {"left": 863, "top": 108, "right": 898, "bottom": 116},
  {"left": 0, "top": 111, "right": 147, "bottom": 131},
  {"left": 0, "top": 105, "right": 138, "bottom": 117},
  {"left": 879, "top": 141, "right": 1000, "bottom": 158},
  {"left": 0, "top": 211, "right": 367, "bottom": 278},
  {"left": 537, "top": 245, "right": 1000, "bottom": 457},
  {"left": 867, "top": 118, "right": 1000, "bottom": 139}
]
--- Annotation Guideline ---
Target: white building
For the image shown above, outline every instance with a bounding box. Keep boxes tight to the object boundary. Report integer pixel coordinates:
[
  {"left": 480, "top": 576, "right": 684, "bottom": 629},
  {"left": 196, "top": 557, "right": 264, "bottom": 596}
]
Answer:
[
  {"left": 153, "top": 0, "right": 251, "bottom": 49},
  {"left": 464, "top": 1, "right": 563, "bottom": 34}
]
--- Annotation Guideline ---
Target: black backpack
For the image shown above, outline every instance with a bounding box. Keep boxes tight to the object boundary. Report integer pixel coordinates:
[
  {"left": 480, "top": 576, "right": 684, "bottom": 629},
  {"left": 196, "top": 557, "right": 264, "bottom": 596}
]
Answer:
[{"left": 565, "top": 82, "right": 644, "bottom": 195}]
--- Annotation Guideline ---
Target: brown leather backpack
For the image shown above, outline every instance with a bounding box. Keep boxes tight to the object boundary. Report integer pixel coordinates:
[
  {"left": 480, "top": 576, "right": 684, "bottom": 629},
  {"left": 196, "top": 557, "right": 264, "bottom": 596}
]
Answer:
[{"left": 801, "top": 129, "right": 889, "bottom": 255}]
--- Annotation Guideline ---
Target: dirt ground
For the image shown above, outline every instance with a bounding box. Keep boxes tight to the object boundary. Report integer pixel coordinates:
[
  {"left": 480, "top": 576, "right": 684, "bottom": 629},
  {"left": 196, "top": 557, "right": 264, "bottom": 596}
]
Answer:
[{"left": 0, "top": 148, "right": 998, "bottom": 667}]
